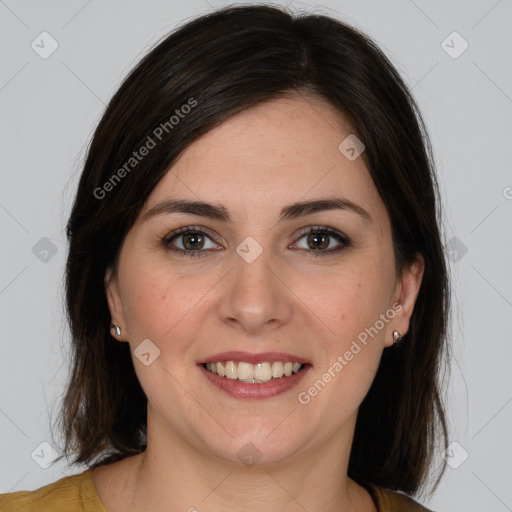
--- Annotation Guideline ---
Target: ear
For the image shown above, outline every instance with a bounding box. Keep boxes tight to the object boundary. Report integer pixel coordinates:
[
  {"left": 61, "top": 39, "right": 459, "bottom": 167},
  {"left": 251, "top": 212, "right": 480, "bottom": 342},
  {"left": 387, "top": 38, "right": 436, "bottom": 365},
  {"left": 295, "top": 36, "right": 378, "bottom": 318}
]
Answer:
[
  {"left": 105, "top": 266, "right": 128, "bottom": 342},
  {"left": 386, "top": 254, "right": 425, "bottom": 347}
]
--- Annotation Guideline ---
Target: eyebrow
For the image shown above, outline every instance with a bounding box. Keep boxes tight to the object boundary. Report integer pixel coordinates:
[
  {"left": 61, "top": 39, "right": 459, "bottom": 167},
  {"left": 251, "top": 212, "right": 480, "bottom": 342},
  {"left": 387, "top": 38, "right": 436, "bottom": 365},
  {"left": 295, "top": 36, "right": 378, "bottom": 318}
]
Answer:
[{"left": 141, "top": 196, "right": 372, "bottom": 224}]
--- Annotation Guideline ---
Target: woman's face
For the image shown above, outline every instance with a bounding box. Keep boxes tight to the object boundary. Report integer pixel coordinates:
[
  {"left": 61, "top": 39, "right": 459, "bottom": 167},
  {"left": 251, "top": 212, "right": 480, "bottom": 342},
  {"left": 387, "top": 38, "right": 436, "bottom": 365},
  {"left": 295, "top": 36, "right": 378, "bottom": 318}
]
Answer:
[{"left": 105, "top": 93, "right": 423, "bottom": 467}]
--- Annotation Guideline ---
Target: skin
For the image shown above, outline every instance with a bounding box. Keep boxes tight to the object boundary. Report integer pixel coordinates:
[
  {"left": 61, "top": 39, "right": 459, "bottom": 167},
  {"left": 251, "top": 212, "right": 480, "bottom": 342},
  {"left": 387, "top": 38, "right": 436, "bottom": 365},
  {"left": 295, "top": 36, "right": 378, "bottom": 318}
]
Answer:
[{"left": 97, "top": 91, "right": 424, "bottom": 512}]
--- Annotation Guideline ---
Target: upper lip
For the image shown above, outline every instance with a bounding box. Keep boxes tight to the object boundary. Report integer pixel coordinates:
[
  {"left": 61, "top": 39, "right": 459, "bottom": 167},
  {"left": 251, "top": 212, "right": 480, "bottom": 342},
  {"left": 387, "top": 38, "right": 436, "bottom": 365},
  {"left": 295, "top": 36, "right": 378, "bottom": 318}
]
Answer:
[{"left": 197, "top": 351, "right": 311, "bottom": 365}]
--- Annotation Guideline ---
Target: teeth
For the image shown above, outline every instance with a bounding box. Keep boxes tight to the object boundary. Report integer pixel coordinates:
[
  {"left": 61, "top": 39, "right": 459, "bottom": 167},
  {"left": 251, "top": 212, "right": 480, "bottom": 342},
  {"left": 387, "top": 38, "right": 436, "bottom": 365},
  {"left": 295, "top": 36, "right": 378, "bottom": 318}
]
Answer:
[
  {"left": 216, "top": 362, "right": 225, "bottom": 377},
  {"left": 292, "top": 362, "right": 302, "bottom": 373},
  {"left": 205, "top": 361, "right": 304, "bottom": 382},
  {"left": 254, "top": 362, "right": 272, "bottom": 381},
  {"left": 225, "top": 361, "right": 237, "bottom": 379},
  {"left": 237, "top": 361, "right": 254, "bottom": 380},
  {"left": 271, "top": 361, "right": 284, "bottom": 378}
]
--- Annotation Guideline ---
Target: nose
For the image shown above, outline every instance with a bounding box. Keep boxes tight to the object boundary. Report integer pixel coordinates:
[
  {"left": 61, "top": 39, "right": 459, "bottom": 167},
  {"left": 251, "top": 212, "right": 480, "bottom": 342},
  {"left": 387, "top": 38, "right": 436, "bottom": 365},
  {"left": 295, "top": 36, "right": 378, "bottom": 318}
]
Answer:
[{"left": 216, "top": 244, "right": 293, "bottom": 336}]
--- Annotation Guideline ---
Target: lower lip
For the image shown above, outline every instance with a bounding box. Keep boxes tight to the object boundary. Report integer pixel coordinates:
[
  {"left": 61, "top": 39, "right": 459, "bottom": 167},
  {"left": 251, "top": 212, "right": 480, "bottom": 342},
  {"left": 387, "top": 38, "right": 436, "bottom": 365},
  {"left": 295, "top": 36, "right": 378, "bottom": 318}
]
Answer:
[{"left": 198, "top": 364, "right": 311, "bottom": 399}]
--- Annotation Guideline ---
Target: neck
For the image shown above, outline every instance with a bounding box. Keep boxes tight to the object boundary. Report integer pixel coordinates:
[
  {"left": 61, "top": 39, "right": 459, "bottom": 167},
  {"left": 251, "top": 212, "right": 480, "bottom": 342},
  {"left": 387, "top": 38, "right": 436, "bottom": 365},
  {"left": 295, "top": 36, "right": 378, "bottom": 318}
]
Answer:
[{"left": 115, "top": 420, "right": 376, "bottom": 512}]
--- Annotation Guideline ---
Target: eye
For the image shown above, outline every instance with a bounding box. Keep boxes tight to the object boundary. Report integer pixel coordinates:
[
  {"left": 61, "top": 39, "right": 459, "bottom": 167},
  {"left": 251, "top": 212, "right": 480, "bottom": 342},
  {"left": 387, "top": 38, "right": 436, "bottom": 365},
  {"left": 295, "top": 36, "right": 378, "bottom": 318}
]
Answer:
[
  {"left": 163, "top": 227, "right": 221, "bottom": 258},
  {"left": 162, "top": 225, "right": 351, "bottom": 259},
  {"left": 291, "top": 226, "right": 351, "bottom": 256}
]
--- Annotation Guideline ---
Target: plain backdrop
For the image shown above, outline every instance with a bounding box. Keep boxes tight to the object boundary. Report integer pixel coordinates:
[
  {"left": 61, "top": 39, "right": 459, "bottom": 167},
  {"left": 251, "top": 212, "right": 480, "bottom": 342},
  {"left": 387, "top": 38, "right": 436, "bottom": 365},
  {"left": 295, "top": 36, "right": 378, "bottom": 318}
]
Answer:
[{"left": 1, "top": 1, "right": 511, "bottom": 510}]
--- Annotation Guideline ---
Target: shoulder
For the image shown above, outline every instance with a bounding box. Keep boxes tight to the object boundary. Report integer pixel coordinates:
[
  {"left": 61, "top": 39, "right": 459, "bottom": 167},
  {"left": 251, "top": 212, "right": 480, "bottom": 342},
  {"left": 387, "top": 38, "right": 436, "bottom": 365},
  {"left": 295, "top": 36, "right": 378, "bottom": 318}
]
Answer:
[
  {"left": 0, "top": 468, "right": 105, "bottom": 512},
  {"left": 366, "top": 483, "right": 436, "bottom": 512}
]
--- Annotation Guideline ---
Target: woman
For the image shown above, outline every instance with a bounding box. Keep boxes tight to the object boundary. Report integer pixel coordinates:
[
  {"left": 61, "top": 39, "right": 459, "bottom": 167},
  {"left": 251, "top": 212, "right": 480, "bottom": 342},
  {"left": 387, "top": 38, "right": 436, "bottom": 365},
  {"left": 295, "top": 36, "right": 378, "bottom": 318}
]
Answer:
[{"left": 0, "top": 4, "right": 450, "bottom": 511}]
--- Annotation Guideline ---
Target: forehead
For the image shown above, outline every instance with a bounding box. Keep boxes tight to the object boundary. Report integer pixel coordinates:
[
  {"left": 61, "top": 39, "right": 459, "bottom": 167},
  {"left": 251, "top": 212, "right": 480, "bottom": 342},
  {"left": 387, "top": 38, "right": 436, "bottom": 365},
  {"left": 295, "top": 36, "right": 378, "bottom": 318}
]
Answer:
[{"left": 141, "top": 94, "right": 385, "bottom": 223}]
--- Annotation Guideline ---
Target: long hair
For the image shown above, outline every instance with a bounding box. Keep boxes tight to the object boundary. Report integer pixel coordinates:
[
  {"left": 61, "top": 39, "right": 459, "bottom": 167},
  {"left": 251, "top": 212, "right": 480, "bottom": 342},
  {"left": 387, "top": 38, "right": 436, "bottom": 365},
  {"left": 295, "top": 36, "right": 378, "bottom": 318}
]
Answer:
[{"left": 54, "top": 4, "right": 450, "bottom": 497}]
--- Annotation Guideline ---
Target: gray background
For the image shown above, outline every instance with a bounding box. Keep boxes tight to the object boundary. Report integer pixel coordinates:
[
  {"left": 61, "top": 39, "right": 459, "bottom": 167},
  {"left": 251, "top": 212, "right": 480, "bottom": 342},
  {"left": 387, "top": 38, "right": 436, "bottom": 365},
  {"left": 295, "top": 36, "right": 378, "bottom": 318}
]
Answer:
[{"left": 1, "top": 0, "right": 511, "bottom": 510}]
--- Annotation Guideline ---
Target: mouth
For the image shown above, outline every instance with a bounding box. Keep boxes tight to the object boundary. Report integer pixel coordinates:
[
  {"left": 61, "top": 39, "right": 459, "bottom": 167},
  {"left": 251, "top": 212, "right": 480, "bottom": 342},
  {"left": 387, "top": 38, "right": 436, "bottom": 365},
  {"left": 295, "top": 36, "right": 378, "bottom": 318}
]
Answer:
[
  {"left": 202, "top": 360, "right": 306, "bottom": 383},
  {"left": 197, "top": 352, "right": 312, "bottom": 399}
]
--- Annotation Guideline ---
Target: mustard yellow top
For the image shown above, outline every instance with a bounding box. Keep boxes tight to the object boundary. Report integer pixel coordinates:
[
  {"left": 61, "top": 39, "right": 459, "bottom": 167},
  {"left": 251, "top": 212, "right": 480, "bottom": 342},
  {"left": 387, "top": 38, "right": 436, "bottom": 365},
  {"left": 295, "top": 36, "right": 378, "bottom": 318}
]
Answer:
[{"left": 0, "top": 468, "right": 433, "bottom": 511}]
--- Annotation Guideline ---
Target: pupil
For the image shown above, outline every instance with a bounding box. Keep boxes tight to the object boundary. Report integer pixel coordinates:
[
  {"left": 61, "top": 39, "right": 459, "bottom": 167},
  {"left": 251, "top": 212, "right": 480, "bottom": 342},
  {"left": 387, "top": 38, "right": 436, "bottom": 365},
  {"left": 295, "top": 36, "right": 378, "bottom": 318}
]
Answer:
[
  {"left": 309, "top": 233, "right": 328, "bottom": 250},
  {"left": 184, "top": 233, "right": 203, "bottom": 250}
]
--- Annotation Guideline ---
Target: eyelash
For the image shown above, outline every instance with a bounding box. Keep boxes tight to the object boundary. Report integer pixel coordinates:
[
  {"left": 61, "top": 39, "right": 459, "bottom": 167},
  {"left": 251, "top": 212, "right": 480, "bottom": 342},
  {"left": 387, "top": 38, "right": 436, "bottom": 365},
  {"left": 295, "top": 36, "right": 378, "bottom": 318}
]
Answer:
[{"left": 162, "top": 225, "right": 351, "bottom": 259}]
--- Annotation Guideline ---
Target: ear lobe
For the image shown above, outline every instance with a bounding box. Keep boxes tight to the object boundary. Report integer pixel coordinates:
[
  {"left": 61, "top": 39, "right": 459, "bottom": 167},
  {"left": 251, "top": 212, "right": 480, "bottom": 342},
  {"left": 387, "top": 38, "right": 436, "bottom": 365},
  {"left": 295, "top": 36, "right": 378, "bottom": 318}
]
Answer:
[
  {"left": 388, "top": 255, "right": 425, "bottom": 345},
  {"left": 104, "top": 266, "right": 125, "bottom": 339}
]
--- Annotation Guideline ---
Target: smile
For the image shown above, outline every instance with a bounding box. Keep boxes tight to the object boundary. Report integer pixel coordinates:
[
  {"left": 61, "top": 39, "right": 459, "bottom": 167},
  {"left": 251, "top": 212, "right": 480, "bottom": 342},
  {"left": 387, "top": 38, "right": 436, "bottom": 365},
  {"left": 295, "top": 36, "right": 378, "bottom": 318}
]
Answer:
[
  {"left": 204, "top": 361, "right": 304, "bottom": 382},
  {"left": 199, "top": 360, "right": 311, "bottom": 399}
]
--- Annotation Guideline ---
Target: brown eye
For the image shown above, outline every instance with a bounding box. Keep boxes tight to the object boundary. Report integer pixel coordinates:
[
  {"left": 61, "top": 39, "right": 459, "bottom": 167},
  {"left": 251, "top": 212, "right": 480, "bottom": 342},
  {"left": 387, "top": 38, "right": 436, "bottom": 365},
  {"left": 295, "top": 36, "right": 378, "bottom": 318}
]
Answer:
[
  {"left": 306, "top": 233, "right": 330, "bottom": 250},
  {"left": 164, "top": 227, "right": 221, "bottom": 258},
  {"left": 293, "top": 227, "right": 351, "bottom": 255},
  {"left": 182, "top": 232, "right": 205, "bottom": 250}
]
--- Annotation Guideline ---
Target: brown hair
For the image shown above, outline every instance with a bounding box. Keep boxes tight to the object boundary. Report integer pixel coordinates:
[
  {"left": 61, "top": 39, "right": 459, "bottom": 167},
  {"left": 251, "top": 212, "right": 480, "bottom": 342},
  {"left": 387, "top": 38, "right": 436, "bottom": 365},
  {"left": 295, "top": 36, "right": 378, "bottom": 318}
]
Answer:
[{"left": 54, "top": 4, "right": 451, "bottom": 498}]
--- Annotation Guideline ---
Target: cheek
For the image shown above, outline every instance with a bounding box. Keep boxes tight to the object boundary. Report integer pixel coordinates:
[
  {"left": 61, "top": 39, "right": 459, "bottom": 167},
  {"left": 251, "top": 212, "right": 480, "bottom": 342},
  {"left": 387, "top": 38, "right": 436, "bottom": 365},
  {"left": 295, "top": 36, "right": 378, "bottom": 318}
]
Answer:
[
  {"left": 122, "top": 276, "right": 171, "bottom": 339},
  {"left": 302, "top": 275, "right": 390, "bottom": 414},
  {"left": 119, "top": 254, "right": 178, "bottom": 340},
  {"left": 317, "top": 262, "right": 393, "bottom": 335},
  {"left": 306, "top": 256, "right": 394, "bottom": 381},
  {"left": 121, "top": 260, "right": 218, "bottom": 351},
  {"left": 121, "top": 270, "right": 202, "bottom": 396}
]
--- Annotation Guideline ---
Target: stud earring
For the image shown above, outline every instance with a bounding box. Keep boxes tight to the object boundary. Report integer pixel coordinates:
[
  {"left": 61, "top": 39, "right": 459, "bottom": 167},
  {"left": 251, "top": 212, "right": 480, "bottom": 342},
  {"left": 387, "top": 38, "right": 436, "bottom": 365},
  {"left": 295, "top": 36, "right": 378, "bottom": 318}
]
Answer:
[
  {"left": 392, "top": 330, "right": 402, "bottom": 346},
  {"left": 110, "top": 324, "right": 121, "bottom": 337}
]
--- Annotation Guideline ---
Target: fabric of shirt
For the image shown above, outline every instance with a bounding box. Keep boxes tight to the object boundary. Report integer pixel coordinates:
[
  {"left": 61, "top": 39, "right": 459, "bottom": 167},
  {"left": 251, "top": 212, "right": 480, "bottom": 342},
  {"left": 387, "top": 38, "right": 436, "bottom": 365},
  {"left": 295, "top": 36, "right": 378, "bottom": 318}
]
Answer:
[{"left": 0, "top": 468, "right": 434, "bottom": 511}]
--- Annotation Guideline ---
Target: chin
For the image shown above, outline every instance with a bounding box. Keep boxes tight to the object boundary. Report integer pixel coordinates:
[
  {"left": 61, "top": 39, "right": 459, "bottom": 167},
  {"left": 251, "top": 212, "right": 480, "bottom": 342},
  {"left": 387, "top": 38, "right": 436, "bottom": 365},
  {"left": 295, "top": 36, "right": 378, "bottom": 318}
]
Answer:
[{"left": 202, "top": 427, "right": 304, "bottom": 468}]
